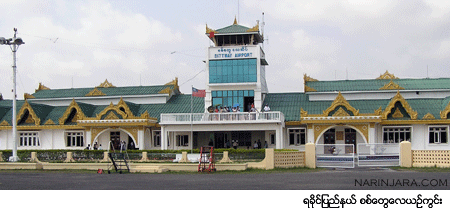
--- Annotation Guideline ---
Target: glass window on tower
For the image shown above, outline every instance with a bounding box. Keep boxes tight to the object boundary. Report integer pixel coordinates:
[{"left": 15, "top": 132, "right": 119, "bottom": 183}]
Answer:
[
  {"left": 209, "top": 59, "right": 257, "bottom": 83},
  {"left": 211, "top": 90, "right": 254, "bottom": 112}
]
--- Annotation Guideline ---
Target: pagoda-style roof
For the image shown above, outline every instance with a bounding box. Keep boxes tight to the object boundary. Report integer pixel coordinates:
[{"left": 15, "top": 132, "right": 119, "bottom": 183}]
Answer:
[{"left": 206, "top": 18, "right": 263, "bottom": 45}]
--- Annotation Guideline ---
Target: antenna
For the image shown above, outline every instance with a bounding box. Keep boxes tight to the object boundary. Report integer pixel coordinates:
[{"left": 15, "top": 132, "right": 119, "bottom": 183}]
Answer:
[
  {"left": 140, "top": 74, "right": 142, "bottom": 86},
  {"left": 262, "top": 12, "right": 265, "bottom": 49},
  {"left": 238, "top": 0, "right": 240, "bottom": 23},
  {"left": 71, "top": 77, "right": 73, "bottom": 88},
  {"left": 427, "top": 65, "right": 429, "bottom": 78}
]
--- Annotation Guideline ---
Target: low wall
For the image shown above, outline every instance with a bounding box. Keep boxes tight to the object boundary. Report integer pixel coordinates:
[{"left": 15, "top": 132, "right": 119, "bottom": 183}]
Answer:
[
  {"left": 412, "top": 150, "right": 450, "bottom": 168},
  {"left": 274, "top": 151, "right": 305, "bottom": 168}
]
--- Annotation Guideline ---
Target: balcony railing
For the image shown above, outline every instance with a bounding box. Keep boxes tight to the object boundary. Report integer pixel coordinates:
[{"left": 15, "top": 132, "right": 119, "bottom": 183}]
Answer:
[{"left": 160, "top": 111, "right": 284, "bottom": 124}]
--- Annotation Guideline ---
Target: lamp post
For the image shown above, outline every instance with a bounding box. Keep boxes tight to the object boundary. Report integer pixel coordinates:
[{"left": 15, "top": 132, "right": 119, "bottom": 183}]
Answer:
[{"left": 0, "top": 28, "right": 25, "bottom": 162}]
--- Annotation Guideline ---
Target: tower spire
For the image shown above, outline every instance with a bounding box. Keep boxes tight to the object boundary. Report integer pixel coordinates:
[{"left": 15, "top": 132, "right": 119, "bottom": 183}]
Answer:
[{"left": 233, "top": 16, "right": 238, "bottom": 25}]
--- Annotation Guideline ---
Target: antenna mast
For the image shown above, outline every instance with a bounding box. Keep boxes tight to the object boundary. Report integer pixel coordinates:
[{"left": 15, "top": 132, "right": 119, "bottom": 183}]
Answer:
[{"left": 262, "top": 12, "right": 265, "bottom": 49}]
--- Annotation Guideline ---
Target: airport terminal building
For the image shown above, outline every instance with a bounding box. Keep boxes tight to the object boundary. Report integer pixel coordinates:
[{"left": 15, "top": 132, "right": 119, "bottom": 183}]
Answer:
[{"left": 1, "top": 18, "right": 450, "bottom": 152}]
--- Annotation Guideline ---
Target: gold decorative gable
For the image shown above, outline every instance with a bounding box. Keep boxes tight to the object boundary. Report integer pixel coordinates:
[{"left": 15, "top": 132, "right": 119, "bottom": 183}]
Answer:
[
  {"left": 206, "top": 24, "right": 217, "bottom": 34},
  {"left": 17, "top": 100, "right": 41, "bottom": 125},
  {"left": 24, "top": 93, "right": 35, "bottom": 99},
  {"left": 332, "top": 107, "right": 351, "bottom": 117},
  {"left": 304, "top": 85, "right": 317, "bottom": 92},
  {"left": 379, "top": 80, "right": 404, "bottom": 90},
  {"left": 59, "top": 99, "right": 87, "bottom": 125},
  {"left": 376, "top": 70, "right": 398, "bottom": 79},
  {"left": 85, "top": 87, "right": 106, "bottom": 97},
  {"left": 104, "top": 111, "right": 119, "bottom": 120},
  {"left": 35, "top": 83, "right": 50, "bottom": 92},
  {"left": 0, "top": 120, "right": 10, "bottom": 126},
  {"left": 323, "top": 92, "right": 359, "bottom": 116},
  {"left": 97, "top": 79, "right": 115, "bottom": 88},
  {"left": 247, "top": 24, "right": 259, "bottom": 32},
  {"left": 304, "top": 74, "right": 318, "bottom": 83},
  {"left": 44, "top": 119, "right": 55, "bottom": 125},
  {"left": 300, "top": 108, "right": 308, "bottom": 118},
  {"left": 382, "top": 91, "right": 417, "bottom": 120},
  {"left": 440, "top": 101, "right": 450, "bottom": 119},
  {"left": 158, "top": 87, "right": 172, "bottom": 95},
  {"left": 392, "top": 107, "right": 404, "bottom": 118},
  {"left": 422, "top": 113, "right": 435, "bottom": 120}
]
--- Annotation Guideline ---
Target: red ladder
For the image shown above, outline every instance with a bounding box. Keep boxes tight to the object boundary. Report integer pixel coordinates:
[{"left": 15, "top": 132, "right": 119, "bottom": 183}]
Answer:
[{"left": 198, "top": 147, "right": 216, "bottom": 172}]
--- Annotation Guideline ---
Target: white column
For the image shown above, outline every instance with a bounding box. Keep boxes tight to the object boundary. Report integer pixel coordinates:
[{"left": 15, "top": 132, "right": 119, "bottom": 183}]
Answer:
[
  {"left": 85, "top": 129, "right": 91, "bottom": 148},
  {"left": 161, "top": 126, "right": 166, "bottom": 150},
  {"left": 307, "top": 126, "right": 315, "bottom": 144},
  {"left": 276, "top": 126, "right": 282, "bottom": 149},
  {"left": 138, "top": 129, "right": 144, "bottom": 150},
  {"left": 369, "top": 125, "right": 375, "bottom": 144}
]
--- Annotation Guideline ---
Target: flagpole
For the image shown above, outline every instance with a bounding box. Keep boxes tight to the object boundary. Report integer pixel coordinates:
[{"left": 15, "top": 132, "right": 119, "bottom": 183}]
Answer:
[{"left": 191, "top": 85, "right": 193, "bottom": 154}]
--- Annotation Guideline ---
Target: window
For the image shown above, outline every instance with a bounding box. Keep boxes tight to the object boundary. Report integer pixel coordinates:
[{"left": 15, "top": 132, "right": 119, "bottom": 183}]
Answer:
[
  {"left": 209, "top": 59, "right": 257, "bottom": 83},
  {"left": 66, "top": 131, "right": 84, "bottom": 147},
  {"left": 429, "top": 127, "right": 448, "bottom": 144},
  {"left": 19, "top": 132, "right": 40, "bottom": 147},
  {"left": 176, "top": 135, "right": 189, "bottom": 147},
  {"left": 153, "top": 131, "right": 161, "bottom": 147},
  {"left": 211, "top": 90, "right": 254, "bottom": 111},
  {"left": 270, "top": 133, "right": 275, "bottom": 145},
  {"left": 383, "top": 127, "right": 411, "bottom": 143},
  {"left": 289, "top": 128, "right": 306, "bottom": 145}
]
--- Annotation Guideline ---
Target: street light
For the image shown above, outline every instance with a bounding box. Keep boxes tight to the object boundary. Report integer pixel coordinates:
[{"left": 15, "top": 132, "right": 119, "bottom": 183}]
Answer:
[{"left": 1, "top": 28, "right": 24, "bottom": 162}]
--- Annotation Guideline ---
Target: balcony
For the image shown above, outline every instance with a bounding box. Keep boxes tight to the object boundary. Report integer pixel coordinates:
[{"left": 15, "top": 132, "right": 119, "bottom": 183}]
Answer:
[{"left": 160, "top": 111, "right": 284, "bottom": 125}]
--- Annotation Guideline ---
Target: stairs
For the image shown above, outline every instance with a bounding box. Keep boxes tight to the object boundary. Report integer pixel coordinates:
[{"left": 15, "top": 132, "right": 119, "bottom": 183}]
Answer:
[{"left": 108, "top": 152, "right": 130, "bottom": 174}]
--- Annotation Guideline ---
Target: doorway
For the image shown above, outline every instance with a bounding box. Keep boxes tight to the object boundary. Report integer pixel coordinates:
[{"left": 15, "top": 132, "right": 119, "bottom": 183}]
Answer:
[
  {"left": 345, "top": 128, "right": 357, "bottom": 153},
  {"left": 110, "top": 131, "right": 120, "bottom": 150},
  {"left": 244, "top": 97, "right": 254, "bottom": 112}
]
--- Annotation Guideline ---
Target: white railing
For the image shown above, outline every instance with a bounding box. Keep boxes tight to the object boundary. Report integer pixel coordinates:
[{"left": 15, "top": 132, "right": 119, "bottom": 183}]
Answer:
[
  {"left": 357, "top": 143, "right": 400, "bottom": 167},
  {"left": 160, "top": 111, "right": 284, "bottom": 124},
  {"left": 315, "top": 144, "right": 355, "bottom": 168}
]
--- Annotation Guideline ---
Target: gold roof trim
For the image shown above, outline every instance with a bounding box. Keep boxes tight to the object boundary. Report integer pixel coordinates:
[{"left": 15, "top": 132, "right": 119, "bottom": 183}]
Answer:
[
  {"left": 158, "top": 87, "right": 172, "bottom": 95},
  {"left": 379, "top": 80, "right": 404, "bottom": 90},
  {"left": 304, "top": 85, "right": 317, "bottom": 92},
  {"left": 422, "top": 113, "right": 435, "bottom": 120},
  {"left": 104, "top": 111, "right": 120, "bottom": 120},
  {"left": 35, "top": 83, "right": 50, "bottom": 92},
  {"left": 59, "top": 99, "right": 87, "bottom": 125},
  {"left": 392, "top": 108, "right": 404, "bottom": 118},
  {"left": 247, "top": 24, "right": 259, "bottom": 32},
  {"left": 17, "top": 100, "right": 41, "bottom": 126},
  {"left": 300, "top": 108, "right": 308, "bottom": 118},
  {"left": 304, "top": 74, "right": 318, "bottom": 83},
  {"left": 206, "top": 24, "right": 217, "bottom": 34},
  {"left": 332, "top": 107, "right": 351, "bottom": 117},
  {"left": 98, "top": 79, "right": 115, "bottom": 88},
  {"left": 382, "top": 91, "right": 418, "bottom": 120},
  {"left": 44, "top": 119, "right": 55, "bottom": 125},
  {"left": 0, "top": 120, "right": 10, "bottom": 126},
  {"left": 376, "top": 70, "right": 398, "bottom": 79},
  {"left": 440, "top": 101, "right": 450, "bottom": 119},
  {"left": 323, "top": 92, "right": 359, "bottom": 116},
  {"left": 86, "top": 87, "right": 106, "bottom": 97},
  {"left": 24, "top": 93, "right": 35, "bottom": 99}
]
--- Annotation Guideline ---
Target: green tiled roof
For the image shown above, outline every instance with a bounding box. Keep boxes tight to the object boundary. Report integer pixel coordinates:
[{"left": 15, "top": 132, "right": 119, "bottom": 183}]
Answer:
[
  {"left": 139, "top": 94, "right": 205, "bottom": 122},
  {"left": 306, "top": 78, "right": 450, "bottom": 92},
  {"left": 32, "top": 85, "right": 174, "bottom": 99},
  {"left": 265, "top": 93, "right": 450, "bottom": 121},
  {"left": 216, "top": 24, "right": 251, "bottom": 34}
]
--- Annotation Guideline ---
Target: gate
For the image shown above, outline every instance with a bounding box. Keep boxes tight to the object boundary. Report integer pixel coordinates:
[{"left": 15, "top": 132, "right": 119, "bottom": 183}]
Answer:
[
  {"left": 316, "top": 144, "right": 355, "bottom": 168},
  {"left": 357, "top": 143, "right": 399, "bottom": 167}
]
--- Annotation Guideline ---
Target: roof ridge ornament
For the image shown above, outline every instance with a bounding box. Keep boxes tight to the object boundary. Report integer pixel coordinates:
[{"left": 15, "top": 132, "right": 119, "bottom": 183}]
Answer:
[
  {"left": 233, "top": 16, "right": 238, "bottom": 25},
  {"left": 379, "top": 80, "right": 404, "bottom": 90},
  {"left": 376, "top": 70, "right": 398, "bottom": 79},
  {"left": 35, "top": 83, "right": 50, "bottom": 92},
  {"left": 85, "top": 87, "right": 106, "bottom": 97},
  {"left": 97, "top": 79, "right": 115, "bottom": 88},
  {"left": 206, "top": 24, "right": 217, "bottom": 34}
]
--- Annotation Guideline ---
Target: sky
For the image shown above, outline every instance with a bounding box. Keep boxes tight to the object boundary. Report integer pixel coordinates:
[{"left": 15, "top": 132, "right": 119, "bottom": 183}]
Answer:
[{"left": 1, "top": 0, "right": 450, "bottom": 100}]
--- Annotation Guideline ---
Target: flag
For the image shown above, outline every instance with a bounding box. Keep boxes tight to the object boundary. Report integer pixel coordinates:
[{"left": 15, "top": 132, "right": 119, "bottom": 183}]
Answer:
[{"left": 192, "top": 87, "right": 206, "bottom": 97}]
